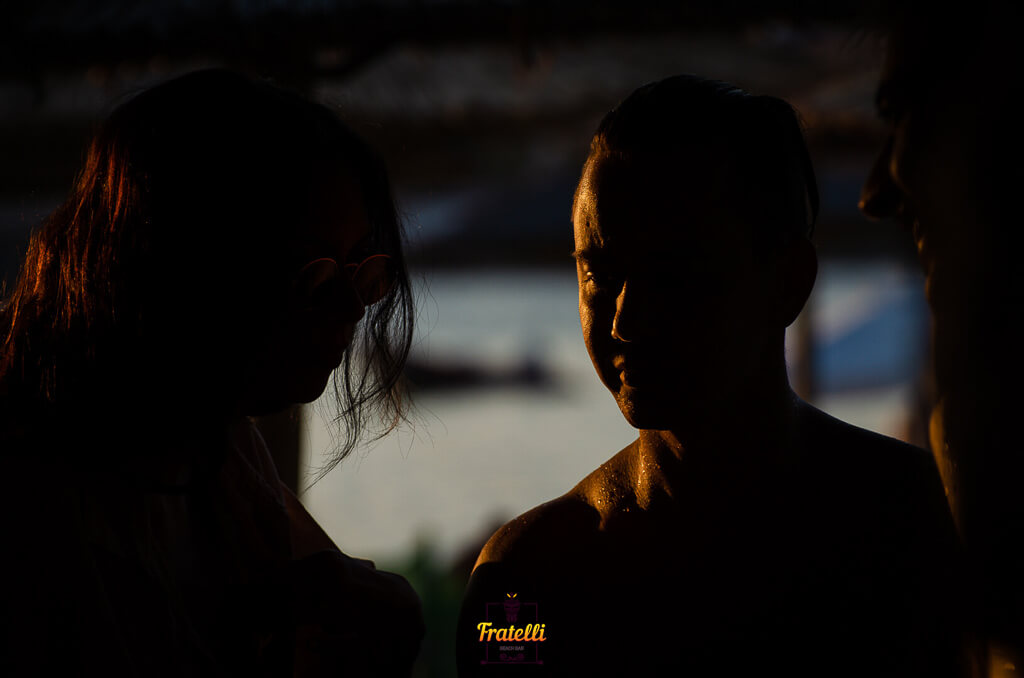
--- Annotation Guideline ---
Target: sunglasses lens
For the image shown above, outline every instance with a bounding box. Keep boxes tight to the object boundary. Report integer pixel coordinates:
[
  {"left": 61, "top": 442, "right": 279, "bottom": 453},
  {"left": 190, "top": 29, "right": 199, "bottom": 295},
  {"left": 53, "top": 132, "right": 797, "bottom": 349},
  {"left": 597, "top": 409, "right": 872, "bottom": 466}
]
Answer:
[
  {"left": 295, "top": 259, "right": 340, "bottom": 309},
  {"left": 350, "top": 255, "right": 394, "bottom": 306}
]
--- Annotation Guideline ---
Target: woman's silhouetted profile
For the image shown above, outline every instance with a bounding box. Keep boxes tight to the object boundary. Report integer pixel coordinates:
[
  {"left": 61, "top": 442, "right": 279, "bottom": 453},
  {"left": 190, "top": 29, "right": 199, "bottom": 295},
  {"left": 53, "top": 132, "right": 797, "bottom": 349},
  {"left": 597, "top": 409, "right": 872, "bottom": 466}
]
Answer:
[{"left": 0, "top": 69, "right": 421, "bottom": 676}]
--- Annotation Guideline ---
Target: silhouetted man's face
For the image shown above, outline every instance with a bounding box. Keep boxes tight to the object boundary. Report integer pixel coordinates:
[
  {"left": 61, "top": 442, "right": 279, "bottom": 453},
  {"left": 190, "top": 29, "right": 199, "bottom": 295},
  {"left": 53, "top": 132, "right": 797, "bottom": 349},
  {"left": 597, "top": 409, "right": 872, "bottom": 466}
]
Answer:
[
  {"left": 860, "top": 27, "right": 988, "bottom": 316},
  {"left": 573, "top": 153, "right": 779, "bottom": 432},
  {"left": 859, "top": 12, "right": 1019, "bottom": 402}
]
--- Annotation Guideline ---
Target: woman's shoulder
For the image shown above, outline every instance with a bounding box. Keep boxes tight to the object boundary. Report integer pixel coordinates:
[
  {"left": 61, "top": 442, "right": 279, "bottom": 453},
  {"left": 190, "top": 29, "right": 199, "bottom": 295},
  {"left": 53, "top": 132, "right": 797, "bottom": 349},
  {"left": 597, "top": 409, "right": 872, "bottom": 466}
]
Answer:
[
  {"left": 217, "top": 415, "right": 289, "bottom": 530},
  {"left": 224, "top": 416, "right": 283, "bottom": 489}
]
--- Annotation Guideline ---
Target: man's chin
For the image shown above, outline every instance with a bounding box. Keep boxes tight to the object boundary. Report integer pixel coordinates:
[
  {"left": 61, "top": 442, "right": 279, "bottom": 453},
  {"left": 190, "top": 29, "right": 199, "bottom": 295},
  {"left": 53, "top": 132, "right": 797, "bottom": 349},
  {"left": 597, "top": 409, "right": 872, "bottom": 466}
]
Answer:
[
  {"left": 613, "top": 381, "right": 722, "bottom": 436},
  {"left": 615, "top": 389, "right": 678, "bottom": 431}
]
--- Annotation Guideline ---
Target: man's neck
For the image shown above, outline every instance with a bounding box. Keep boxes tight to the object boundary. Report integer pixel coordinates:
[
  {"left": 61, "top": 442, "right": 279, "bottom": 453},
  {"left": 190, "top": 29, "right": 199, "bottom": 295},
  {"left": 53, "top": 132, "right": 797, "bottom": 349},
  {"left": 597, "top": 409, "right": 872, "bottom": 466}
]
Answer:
[{"left": 631, "top": 378, "right": 801, "bottom": 507}]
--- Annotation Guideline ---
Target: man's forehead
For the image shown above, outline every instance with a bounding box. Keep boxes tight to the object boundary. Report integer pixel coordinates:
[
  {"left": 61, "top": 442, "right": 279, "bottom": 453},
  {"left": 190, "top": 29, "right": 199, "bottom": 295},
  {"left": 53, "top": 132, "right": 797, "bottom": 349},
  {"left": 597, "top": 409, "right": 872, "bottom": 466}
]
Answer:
[
  {"left": 878, "top": 32, "right": 929, "bottom": 93},
  {"left": 878, "top": 10, "right": 984, "bottom": 98},
  {"left": 574, "top": 158, "right": 739, "bottom": 250},
  {"left": 586, "top": 151, "right": 716, "bottom": 189},
  {"left": 573, "top": 200, "right": 746, "bottom": 263}
]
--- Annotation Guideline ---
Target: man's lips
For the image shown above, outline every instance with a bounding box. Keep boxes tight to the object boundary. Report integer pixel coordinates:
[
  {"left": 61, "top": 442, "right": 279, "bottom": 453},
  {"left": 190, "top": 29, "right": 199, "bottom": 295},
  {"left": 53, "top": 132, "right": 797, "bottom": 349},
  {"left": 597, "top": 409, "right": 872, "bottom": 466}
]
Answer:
[
  {"left": 613, "top": 356, "right": 660, "bottom": 387},
  {"left": 911, "top": 220, "right": 937, "bottom": 302},
  {"left": 619, "top": 369, "right": 655, "bottom": 388},
  {"left": 914, "top": 231, "right": 929, "bottom": 269}
]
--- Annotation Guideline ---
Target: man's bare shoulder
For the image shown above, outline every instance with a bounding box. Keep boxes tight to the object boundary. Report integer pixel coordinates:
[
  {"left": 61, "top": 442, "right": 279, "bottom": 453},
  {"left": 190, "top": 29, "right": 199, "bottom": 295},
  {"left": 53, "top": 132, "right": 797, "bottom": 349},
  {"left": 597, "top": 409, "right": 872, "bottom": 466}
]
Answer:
[
  {"left": 474, "top": 440, "right": 639, "bottom": 572},
  {"left": 796, "top": 399, "right": 956, "bottom": 535},
  {"left": 797, "top": 399, "right": 936, "bottom": 472}
]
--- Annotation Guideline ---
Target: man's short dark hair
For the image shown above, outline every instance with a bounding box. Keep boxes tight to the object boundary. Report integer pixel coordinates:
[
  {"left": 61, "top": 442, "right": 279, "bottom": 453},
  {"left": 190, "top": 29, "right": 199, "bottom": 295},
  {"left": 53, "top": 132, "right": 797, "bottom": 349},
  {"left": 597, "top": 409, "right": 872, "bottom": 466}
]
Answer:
[{"left": 577, "top": 74, "right": 819, "bottom": 249}]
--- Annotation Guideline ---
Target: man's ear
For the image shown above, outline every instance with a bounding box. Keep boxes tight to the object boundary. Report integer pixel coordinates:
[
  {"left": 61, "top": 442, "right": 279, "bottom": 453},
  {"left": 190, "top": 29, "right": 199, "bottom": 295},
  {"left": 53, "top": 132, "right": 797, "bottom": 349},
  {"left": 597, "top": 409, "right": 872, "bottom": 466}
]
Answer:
[{"left": 777, "top": 236, "right": 817, "bottom": 327}]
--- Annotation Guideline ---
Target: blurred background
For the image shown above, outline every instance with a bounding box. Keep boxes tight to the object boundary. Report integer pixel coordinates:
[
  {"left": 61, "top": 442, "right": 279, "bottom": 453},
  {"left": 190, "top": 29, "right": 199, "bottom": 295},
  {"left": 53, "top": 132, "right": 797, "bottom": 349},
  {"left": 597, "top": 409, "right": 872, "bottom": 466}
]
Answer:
[{"left": 2, "top": 2, "right": 927, "bottom": 675}]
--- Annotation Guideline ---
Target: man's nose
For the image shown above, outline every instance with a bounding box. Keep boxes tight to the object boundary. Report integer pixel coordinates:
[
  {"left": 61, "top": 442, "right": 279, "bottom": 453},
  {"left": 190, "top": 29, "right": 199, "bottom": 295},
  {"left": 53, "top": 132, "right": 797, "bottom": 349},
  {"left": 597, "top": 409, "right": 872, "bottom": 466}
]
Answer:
[
  {"left": 859, "top": 136, "right": 905, "bottom": 221},
  {"left": 611, "top": 280, "right": 646, "bottom": 343}
]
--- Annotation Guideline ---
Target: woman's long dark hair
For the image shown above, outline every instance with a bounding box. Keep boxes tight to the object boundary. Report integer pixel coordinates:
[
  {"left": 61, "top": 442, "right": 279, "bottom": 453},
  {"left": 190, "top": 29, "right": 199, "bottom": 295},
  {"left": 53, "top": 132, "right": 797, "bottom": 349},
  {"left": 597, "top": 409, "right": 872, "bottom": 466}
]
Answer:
[{"left": 0, "top": 69, "right": 414, "bottom": 474}]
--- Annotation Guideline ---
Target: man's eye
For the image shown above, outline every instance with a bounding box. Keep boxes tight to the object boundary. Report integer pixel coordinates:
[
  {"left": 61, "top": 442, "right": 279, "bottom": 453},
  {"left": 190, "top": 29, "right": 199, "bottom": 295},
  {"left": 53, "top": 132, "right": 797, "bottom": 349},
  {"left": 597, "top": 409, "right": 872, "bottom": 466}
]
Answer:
[{"left": 583, "top": 271, "right": 619, "bottom": 290}]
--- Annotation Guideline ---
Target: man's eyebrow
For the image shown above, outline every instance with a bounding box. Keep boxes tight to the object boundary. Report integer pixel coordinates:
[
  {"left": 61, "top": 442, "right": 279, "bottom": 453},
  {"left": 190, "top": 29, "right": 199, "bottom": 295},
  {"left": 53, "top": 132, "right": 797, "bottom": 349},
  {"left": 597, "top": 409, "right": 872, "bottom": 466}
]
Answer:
[{"left": 570, "top": 247, "right": 606, "bottom": 261}]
